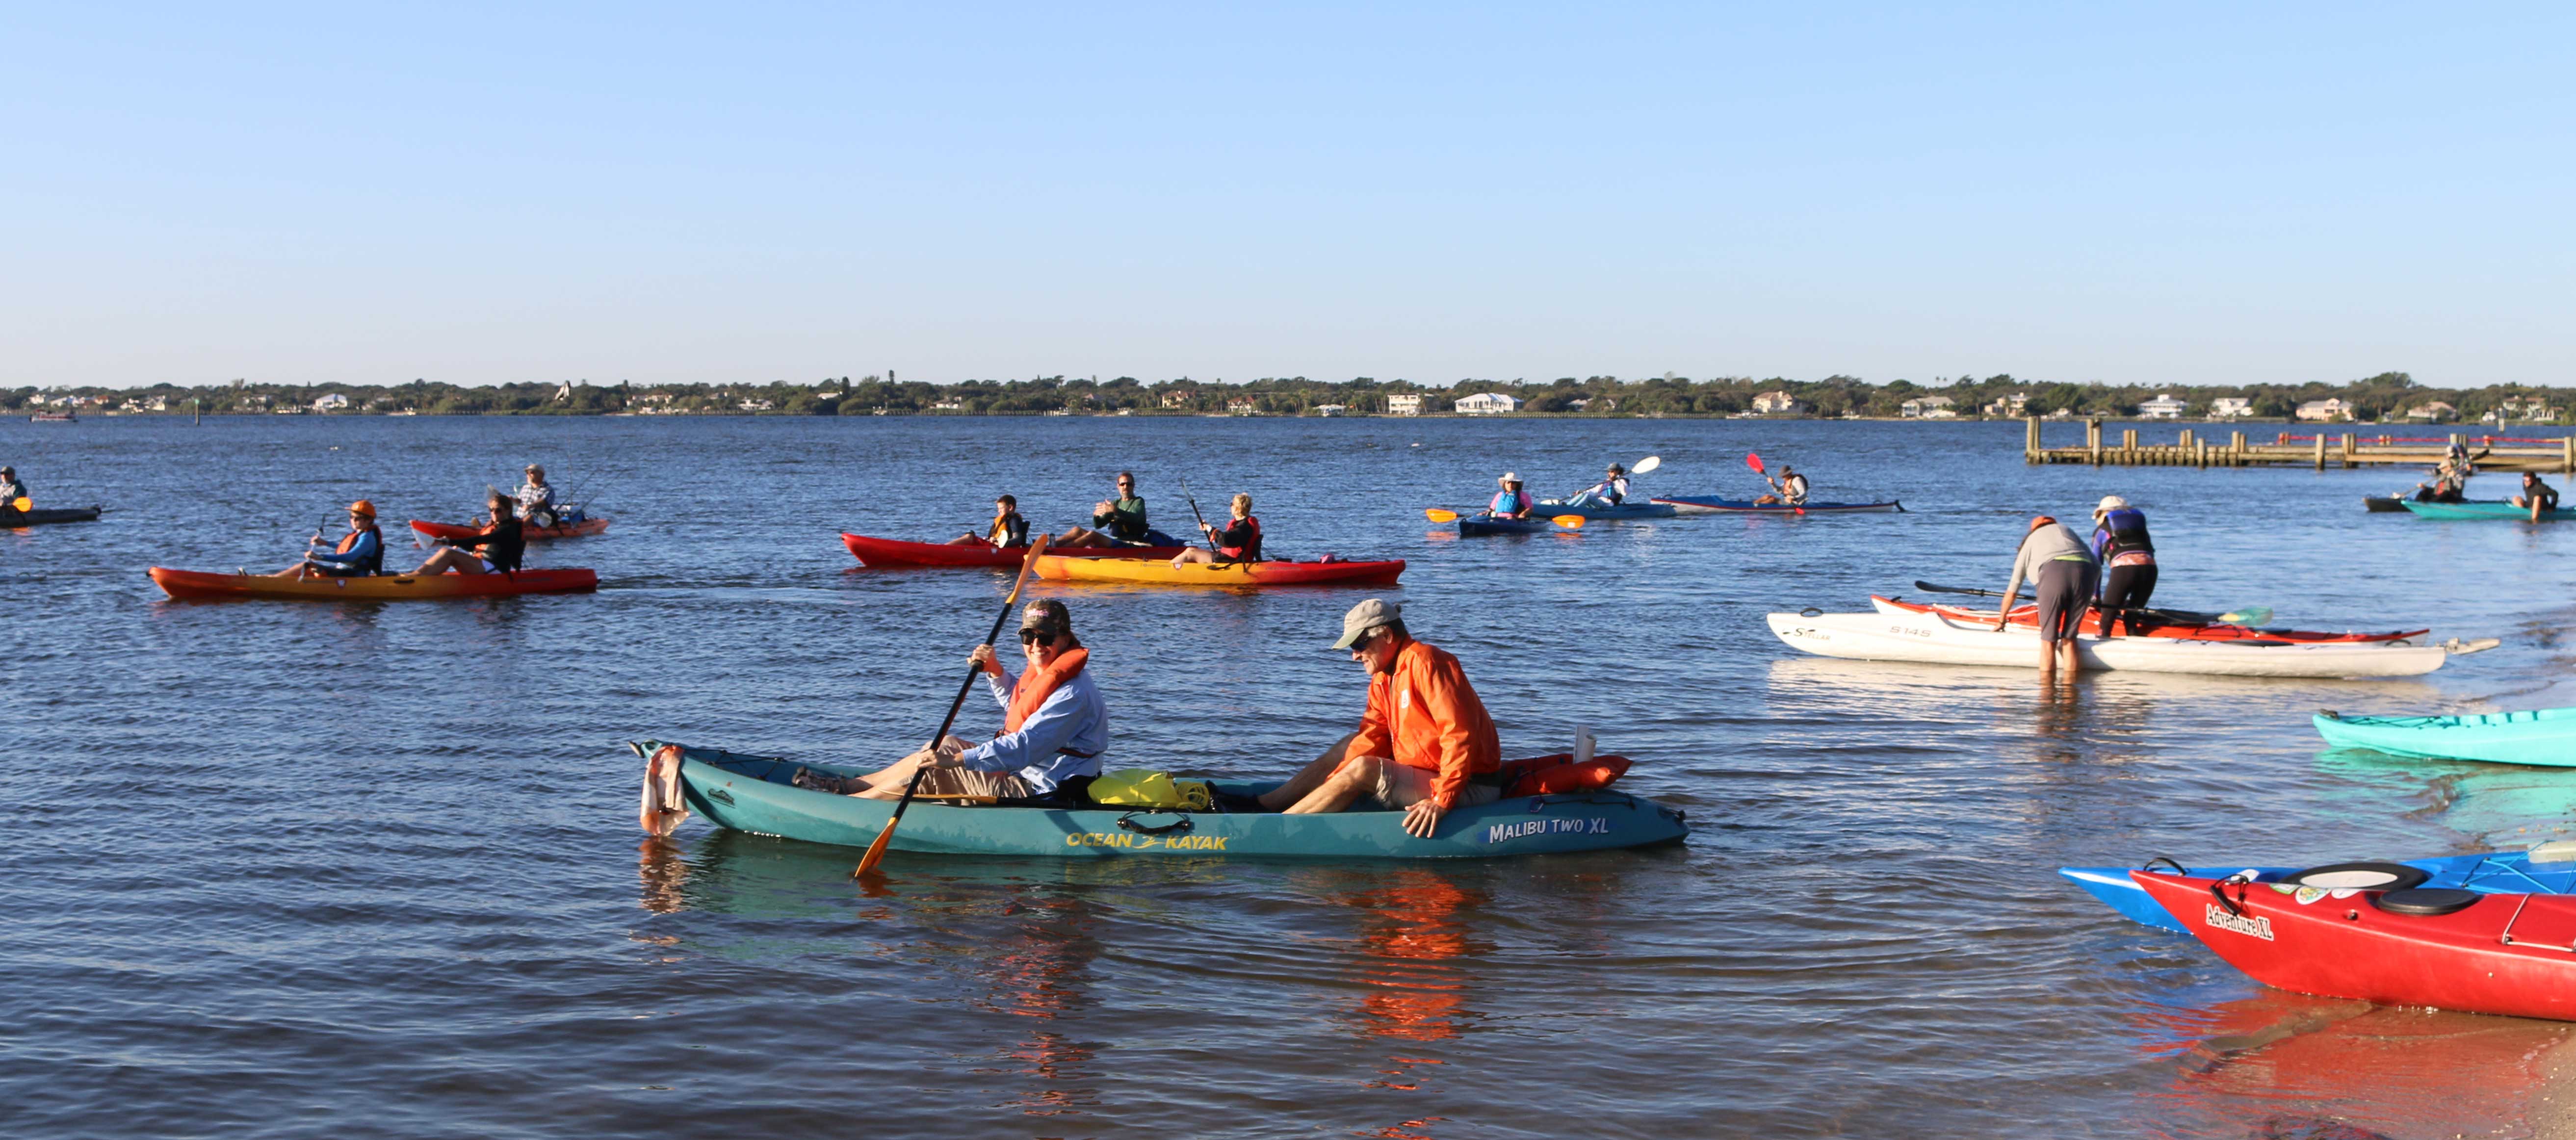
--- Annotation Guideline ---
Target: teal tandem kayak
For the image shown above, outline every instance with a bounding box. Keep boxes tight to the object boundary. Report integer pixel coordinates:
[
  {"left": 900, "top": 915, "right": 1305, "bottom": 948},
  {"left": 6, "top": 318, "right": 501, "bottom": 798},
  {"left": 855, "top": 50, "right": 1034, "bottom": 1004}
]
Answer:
[
  {"left": 2397, "top": 499, "right": 2576, "bottom": 521},
  {"left": 2314, "top": 708, "right": 2576, "bottom": 767},
  {"left": 638, "top": 741, "right": 1690, "bottom": 858},
  {"left": 1533, "top": 498, "right": 1675, "bottom": 520}
]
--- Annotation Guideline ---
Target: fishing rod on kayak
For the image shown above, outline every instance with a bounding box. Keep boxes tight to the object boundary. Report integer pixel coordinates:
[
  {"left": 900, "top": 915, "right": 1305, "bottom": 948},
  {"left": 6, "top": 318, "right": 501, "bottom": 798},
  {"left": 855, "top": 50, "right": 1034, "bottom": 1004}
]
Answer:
[{"left": 855, "top": 535, "right": 1051, "bottom": 879}]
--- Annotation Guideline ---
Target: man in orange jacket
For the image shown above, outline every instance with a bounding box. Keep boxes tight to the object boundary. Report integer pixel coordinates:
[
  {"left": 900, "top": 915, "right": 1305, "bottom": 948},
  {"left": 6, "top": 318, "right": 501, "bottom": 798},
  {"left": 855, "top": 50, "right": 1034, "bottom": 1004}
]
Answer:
[{"left": 1258, "top": 598, "right": 1503, "bottom": 837}]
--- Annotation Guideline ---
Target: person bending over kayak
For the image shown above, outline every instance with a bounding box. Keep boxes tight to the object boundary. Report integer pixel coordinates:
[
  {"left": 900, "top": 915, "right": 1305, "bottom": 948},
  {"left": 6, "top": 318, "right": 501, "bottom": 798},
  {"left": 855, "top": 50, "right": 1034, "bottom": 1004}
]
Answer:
[
  {"left": 1485, "top": 472, "right": 1533, "bottom": 519},
  {"left": 0, "top": 466, "right": 26, "bottom": 524},
  {"left": 1999, "top": 515, "right": 2098, "bottom": 677},
  {"left": 1255, "top": 599, "right": 1503, "bottom": 838},
  {"left": 1567, "top": 464, "right": 1630, "bottom": 509},
  {"left": 1753, "top": 465, "right": 1809, "bottom": 507},
  {"left": 799, "top": 599, "right": 1107, "bottom": 805},
  {"left": 2089, "top": 495, "right": 2157, "bottom": 636},
  {"left": 412, "top": 493, "right": 526, "bottom": 575},
  {"left": 516, "top": 465, "right": 560, "bottom": 528},
  {"left": 1056, "top": 471, "right": 1181, "bottom": 548},
  {"left": 272, "top": 500, "right": 386, "bottom": 577},
  {"left": 948, "top": 493, "right": 1030, "bottom": 547},
  {"left": 2512, "top": 473, "right": 2561, "bottom": 519},
  {"left": 1174, "top": 492, "right": 1262, "bottom": 566}
]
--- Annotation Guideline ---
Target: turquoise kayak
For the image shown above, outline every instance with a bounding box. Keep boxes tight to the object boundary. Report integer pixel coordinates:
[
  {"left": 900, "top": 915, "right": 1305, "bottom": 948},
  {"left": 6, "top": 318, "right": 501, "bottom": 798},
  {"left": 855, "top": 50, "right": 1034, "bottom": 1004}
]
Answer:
[
  {"left": 638, "top": 741, "right": 1690, "bottom": 858},
  {"left": 1533, "top": 498, "right": 1675, "bottom": 520},
  {"left": 2398, "top": 499, "right": 2576, "bottom": 521},
  {"left": 2314, "top": 708, "right": 2576, "bottom": 767}
]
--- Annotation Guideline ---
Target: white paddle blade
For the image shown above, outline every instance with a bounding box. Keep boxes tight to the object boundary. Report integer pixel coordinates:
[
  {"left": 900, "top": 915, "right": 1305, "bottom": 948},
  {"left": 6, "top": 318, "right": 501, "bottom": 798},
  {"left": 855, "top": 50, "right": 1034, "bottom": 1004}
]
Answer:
[{"left": 1632, "top": 456, "right": 1661, "bottom": 474}]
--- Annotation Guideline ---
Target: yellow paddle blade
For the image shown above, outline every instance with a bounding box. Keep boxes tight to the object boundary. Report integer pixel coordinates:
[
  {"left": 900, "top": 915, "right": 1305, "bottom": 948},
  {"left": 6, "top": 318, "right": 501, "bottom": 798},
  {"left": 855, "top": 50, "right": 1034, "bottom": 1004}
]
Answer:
[
  {"left": 1424, "top": 508, "right": 1460, "bottom": 522},
  {"left": 1552, "top": 515, "right": 1587, "bottom": 528},
  {"left": 9, "top": 497, "right": 27, "bottom": 512}
]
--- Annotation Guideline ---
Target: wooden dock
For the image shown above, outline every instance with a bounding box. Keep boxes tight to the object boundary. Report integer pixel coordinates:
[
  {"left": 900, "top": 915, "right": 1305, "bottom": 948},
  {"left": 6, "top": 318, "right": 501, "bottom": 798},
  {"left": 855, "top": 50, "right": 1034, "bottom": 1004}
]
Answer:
[{"left": 2022, "top": 417, "right": 2576, "bottom": 471}]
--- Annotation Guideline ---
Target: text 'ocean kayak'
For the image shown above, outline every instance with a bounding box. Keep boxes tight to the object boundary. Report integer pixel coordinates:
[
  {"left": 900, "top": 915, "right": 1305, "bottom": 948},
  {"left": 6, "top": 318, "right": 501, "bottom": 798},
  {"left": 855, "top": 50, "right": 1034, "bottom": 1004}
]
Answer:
[
  {"left": 2398, "top": 500, "right": 2576, "bottom": 521},
  {"left": 412, "top": 517, "right": 610, "bottom": 541},
  {"left": 640, "top": 741, "right": 1687, "bottom": 858},
  {"left": 841, "top": 533, "right": 1187, "bottom": 568},
  {"left": 2131, "top": 867, "right": 2576, "bottom": 1022},
  {"left": 2062, "top": 845, "right": 2576, "bottom": 932},
  {"left": 1033, "top": 555, "right": 1404, "bottom": 586},
  {"left": 1651, "top": 496, "right": 1902, "bottom": 515},
  {"left": 1768, "top": 606, "right": 2458, "bottom": 677},
  {"left": 149, "top": 566, "right": 598, "bottom": 601},
  {"left": 2315, "top": 707, "right": 2576, "bottom": 767},
  {"left": 1873, "top": 596, "right": 2427, "bottom": 645}
]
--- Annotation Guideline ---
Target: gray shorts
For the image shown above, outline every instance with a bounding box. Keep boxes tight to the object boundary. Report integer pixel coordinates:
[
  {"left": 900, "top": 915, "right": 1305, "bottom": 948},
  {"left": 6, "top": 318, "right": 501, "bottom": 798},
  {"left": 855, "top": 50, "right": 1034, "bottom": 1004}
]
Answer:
[{"left": 2034, "top": 558, "right": 2098, "bottom": 643}]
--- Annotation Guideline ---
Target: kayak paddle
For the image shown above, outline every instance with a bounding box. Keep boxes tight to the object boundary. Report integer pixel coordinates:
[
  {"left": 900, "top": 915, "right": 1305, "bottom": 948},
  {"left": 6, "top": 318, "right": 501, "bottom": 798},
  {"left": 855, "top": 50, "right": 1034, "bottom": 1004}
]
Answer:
[
  {"left": 1178, "top": 477, "right": 1216, "bottom": 552},
  {"left": 855, "top": 535, "right": 1050, "bottom": 879},
  {"left": 1426, "top": 507, "right": 1587, "bottom": 528},
  {"left": 1745, "top": 453, "right": 1803, "bottom": 515},
  {"left": 1912, "top": 580, "right": 2270, "bottom": 625},
  {"left": 1425, "top": 507, "right": 1460, "bottom": 522}
]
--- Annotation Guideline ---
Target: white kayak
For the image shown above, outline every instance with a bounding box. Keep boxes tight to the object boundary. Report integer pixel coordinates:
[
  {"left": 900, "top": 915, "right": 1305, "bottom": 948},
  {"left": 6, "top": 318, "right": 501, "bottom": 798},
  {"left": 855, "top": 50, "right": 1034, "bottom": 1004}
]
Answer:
[{"left": 1767, "top": 606, "right": 2462, "bottom": 678}]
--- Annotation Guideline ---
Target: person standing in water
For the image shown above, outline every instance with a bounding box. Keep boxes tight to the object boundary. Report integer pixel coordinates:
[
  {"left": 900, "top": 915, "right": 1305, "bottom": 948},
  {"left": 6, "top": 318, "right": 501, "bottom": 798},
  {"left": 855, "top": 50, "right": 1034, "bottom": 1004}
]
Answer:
[
  {"left": 2089, "top": 496, "right": 2157, "bottom": 636},
  {"left": 1999, "top": 515, "right": 2098, "bottom": 677}
]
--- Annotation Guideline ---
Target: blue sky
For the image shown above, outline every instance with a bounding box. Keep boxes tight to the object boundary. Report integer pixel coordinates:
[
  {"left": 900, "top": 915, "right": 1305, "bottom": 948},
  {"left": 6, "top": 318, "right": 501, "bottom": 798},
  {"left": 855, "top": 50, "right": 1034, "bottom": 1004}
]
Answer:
[{"left": 5, "top": 3, "right": 2569, "bottom": 389}]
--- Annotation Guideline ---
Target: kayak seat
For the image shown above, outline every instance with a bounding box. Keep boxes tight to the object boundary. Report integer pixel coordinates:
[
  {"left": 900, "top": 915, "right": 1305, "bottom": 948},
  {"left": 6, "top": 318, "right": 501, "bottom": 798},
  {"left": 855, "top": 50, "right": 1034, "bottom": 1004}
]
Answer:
[
  {"left": 2373, "top": 887, "right": 2483, "bottom": 916},
  {"left": 2287, "top": 862, "right": 2432, "bottom": 892}
]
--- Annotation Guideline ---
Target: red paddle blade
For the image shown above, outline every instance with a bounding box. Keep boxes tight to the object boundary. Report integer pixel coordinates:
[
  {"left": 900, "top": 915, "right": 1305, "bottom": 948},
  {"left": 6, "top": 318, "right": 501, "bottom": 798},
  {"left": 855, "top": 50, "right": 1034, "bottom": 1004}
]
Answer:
[{"left": 1745, "top": 452, "right": 1766, "bottom": 474}]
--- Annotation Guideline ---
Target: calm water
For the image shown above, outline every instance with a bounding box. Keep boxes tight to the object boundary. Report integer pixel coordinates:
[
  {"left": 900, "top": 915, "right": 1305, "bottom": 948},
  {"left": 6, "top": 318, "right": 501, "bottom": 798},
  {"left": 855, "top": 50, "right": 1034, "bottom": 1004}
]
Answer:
[{"left": 6, "top": 414, "right": 2574, "bottom": 1139}]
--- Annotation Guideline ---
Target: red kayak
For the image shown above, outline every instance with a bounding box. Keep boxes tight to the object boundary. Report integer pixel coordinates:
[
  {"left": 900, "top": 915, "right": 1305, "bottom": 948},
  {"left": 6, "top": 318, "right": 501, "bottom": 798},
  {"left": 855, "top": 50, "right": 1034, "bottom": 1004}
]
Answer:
[
  {"left": 840, "top": 533, "right": 1188, "bottom": 568},
  {"left": 1874, "top": 596, "right": 2425, "bottom": 644},
  {"left": 411, "top": 517, "right": 610, "bottom": 541},
  {"left": 2134, "top": 869, "right": 2576, "bottom": 1021},
  {"left": 150, "top": 566, "right": 598, "bottom": 601}
]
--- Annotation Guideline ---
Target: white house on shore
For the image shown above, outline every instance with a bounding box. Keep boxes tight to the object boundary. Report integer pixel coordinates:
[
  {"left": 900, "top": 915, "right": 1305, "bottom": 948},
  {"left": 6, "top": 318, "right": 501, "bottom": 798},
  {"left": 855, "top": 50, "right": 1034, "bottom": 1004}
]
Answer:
[
  {"left": 1982, "top": 391, "right": 2028, "bottom": 417},
  {"left": 2210, "top": 397, "right": 2254, "bottom": 418},
  {"left": 1752, "top": 390, "right": 1804, "bottom": 415},
  {"left": 2138, "top": 392, "right": 2188, "bottom": 419},
  {"left": 1386, "top": 394, "right": 1423, "bottom": 416},
  {"left": 2295, "top": 398, "right": 2354, "bottom": 422},
  {"left": 1454, "top": 392, "right": 1520, "bottom": 415},
  {"left": 312, "top": 392, "right": 349, "bottom": 412},
  {"left": 2406, "top": 401, "right": 2458, "bottom": 422},
  {"left": 1899, "top": 395, "right": 1956, "bottom": 419}
]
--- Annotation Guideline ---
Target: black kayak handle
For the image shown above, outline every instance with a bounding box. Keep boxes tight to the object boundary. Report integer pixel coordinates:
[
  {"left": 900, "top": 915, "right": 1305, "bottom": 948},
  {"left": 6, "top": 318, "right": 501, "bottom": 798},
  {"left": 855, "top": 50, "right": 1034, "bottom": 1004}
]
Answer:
[{"left": 1116, "top": 812, "right": 1194, "bottom": 835}]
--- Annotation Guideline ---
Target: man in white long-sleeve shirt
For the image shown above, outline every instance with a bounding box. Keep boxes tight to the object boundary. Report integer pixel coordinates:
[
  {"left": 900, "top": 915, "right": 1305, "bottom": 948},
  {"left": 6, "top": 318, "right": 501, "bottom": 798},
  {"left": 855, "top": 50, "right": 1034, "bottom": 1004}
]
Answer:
[{"left": 806, "top": 599, "right": 1108, "bottom": 804}]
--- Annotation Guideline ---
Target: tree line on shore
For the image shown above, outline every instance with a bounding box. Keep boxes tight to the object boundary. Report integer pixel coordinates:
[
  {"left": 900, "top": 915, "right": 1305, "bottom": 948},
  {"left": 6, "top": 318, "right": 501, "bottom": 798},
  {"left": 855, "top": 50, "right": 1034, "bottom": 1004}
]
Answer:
[{"left": 8, "top": 370, "right": 2565, "bottom": 423}]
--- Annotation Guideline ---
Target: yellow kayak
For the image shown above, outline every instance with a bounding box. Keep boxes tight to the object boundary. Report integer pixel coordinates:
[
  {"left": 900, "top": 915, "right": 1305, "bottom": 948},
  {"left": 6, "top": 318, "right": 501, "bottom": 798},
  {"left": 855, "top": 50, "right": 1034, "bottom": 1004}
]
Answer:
[{"left": 1031, "top": 555, "right": 1404, "bottom": 587}]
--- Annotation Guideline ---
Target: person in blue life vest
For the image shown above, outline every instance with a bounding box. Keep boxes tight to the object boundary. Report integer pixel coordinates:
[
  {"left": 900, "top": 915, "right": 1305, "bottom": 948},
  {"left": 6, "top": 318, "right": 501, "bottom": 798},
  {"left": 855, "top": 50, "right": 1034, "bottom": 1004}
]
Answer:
[
  {"left": 1568, "top": 463, "right": 1629, "bottom": 509},
  {"left": 1484, "top": 472, "right": 1533, "bottom": 519},
  {"left": 271, "top": 500, "right": 386, "bottom": 577},
  {"left": 1173, "top": 492, "right": 1262, "bottom": 566},
  {"left": 2089, "top": 496, "right": 2157, "bottom": 636}
]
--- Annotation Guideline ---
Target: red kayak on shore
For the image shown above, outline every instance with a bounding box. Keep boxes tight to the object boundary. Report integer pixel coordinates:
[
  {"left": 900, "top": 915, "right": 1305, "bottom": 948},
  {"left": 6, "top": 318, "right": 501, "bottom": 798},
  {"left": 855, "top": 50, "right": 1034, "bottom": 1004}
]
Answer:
[
  {"left": 1873, "top": 596, "right": 2425, "bottom": 644},
  {"left": 840, "top": 533, "right": 1188, "bottom": 568},
  {"left": 2134, "top": 868, "right": 2576, "bottom": 1022},
  {"left": 411, "top": 517, "right": 610, "bottom": 541}
]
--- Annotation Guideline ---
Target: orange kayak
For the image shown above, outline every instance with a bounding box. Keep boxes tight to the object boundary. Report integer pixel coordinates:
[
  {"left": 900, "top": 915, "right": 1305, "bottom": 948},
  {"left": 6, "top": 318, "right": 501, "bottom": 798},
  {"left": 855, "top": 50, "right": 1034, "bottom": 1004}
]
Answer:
[
  {"left": 1032, "top": 555, "right": 1404, "bottom": 587},
  {"left": 411, "top": 517, "right": 609, "bottom": 541},
  {"left": 150, "top": 566, "right": 598, "bottom": 601}
]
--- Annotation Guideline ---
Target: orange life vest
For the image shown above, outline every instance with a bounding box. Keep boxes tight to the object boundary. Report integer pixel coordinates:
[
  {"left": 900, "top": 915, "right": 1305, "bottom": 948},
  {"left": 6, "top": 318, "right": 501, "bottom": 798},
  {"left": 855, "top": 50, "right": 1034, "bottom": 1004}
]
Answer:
[{"left": 1002, "top": 647, "right": 1089, "bottom": 734}]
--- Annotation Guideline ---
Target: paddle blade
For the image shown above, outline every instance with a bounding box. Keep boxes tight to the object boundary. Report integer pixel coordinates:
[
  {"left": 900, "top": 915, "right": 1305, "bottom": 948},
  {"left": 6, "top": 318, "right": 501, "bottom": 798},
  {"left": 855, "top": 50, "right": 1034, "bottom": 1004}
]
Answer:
[
  {"left": 2217, "top": 607, "right": 2273, "bottom": 627},
  {"left": 1551, "top": 515, "right": 1587, "bottom": 528},
  {"left": 9, "top": 497, "right": 27, "bottom": 512},
  {"left": 1425, "top": 508, "right": 1460, "bottom": 522},
  {"left": 1744, "top": 452, "right": 1765, "bottom": 474},
  {"left": 1632, "top": 456, "right": 1661, "bottom": 474},
  {"left": 852, "top": 819, "right": 897, "bottom": 878}
]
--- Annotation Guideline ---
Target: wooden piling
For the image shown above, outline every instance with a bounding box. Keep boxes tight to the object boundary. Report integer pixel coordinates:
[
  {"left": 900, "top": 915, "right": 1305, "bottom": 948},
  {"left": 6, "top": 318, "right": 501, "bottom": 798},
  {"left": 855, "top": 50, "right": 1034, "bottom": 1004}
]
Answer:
[{"left": 2087, "top": 418, "right": 2103, "bottom": 465}]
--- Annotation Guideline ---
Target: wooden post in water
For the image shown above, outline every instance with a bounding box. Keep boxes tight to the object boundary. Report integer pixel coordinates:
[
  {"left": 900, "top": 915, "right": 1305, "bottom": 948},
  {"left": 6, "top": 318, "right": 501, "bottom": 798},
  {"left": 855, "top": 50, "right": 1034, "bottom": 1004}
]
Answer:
[
  {"left": 2314, "top": 434, "right": 2326, "bottom": 469},
  {"left": 2123, "top": 429, "right": 2139, "bottom": 465},
  {"left": 2025, "top": 415, "right": 2041, "bottom": 463},
  {"left": 2564, "top": 436, "right": 2574, "bottom": 473},
  {"left": 2342, "top": 433, "right": 2356, "bottom": 469},
  {"left": 2231, "top": 430, "right": 2245, "bottom": 466},
  {"left": 2086, "top": 418, "right": 2103, "bottom": 465}
]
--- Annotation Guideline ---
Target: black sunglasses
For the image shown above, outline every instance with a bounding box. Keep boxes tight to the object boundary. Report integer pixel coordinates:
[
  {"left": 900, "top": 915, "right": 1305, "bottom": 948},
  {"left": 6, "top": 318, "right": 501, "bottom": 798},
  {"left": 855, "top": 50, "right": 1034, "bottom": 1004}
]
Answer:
[{"left": 1019, "top": 627, "right": 1062, "bottom": 643}]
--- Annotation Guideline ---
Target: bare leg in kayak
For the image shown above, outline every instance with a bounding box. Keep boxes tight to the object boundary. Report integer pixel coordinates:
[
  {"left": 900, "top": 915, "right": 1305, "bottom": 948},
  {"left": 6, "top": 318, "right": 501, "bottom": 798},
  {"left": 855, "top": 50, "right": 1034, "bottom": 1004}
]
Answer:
[
  {"left": 1255, "top": 732, "right": 1358, "bottom": 812},
  {"left": 1282, "top": 752, "right": 1395, "bottom": 814},
  {"left": 796, "top": 736, "right": 971, "bottom": 796}
]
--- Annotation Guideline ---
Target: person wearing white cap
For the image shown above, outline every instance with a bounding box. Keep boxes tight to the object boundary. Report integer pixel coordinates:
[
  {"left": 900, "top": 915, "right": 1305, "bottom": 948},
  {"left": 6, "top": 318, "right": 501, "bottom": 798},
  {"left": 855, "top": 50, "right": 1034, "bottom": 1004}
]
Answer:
[
  {"left": 1252, "top": 599, "right": 1504, "bottom": 838},
  {"left": 2088, "top": 495, "right": 2157, "bottom": 637},
  {"left": 1486, "top": 472, "right": 1532, "bottom": 519}
]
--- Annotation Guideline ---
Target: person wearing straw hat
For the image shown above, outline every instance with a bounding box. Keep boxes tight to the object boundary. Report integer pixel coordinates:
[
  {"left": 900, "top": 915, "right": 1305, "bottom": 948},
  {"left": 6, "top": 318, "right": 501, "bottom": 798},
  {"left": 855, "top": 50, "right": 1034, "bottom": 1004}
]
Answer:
[
  {"left": 1486, "top": 472, "right": 1533, "bottom": 519},
  {"left": 271, "top": 500, "right": 386, "bottom": 577},
  {"left": 1998, "top": 515, "right": 2098, "bottom": 677},
  {"left": 1255, "top": 599, "right": 1503, "bottom": 838},
  {"left": 2088, "top": 495, "right": 2157, "bottom": 636}
]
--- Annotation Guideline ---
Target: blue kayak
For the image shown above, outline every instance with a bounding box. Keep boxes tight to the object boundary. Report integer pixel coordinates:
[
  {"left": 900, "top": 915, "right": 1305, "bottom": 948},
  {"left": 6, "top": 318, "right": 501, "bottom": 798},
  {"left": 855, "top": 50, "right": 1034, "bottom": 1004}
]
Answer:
[
  {"left": 1457, "top": 514, "right": 1558, "bottom": 536},
  {"left": 1533, "top": 498, "right": 1675, "bottom": 520},
  {"left": 2061, "top": 846, "right": 2576, "bottom": 932},
  {"left": 640, "top": 741, "right": 1690, "bottom": 858},
  {"left": 2315, "top": 708, "right": 2576, "bottom": 767}
]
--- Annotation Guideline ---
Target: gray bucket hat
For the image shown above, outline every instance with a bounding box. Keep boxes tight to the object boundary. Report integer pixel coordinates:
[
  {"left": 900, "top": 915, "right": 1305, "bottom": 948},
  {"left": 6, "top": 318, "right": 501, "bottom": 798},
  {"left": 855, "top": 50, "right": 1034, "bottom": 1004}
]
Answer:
[{"left": 1331, "top": 598, "right": 1401, "bottom": 649}]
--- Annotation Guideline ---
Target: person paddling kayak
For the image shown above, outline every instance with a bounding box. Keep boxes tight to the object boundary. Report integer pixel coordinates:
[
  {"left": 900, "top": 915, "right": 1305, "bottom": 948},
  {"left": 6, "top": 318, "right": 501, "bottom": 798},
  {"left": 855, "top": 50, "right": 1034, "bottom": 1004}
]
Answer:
[
  {"left": 947, "top": 493, "right": 1030, "bottom": 547},
  {"left": 270, "top": 500, "right": 386, "bottom": 577},
  {"left": 411, "top": 493, "right": 525, "bottom": 575},
  {"left": 2089, "top": 495, "right": 2157, "bottom": 636},
  {"left": 797, "top": 599, "right": 1107, "bottom": 806},
  {"left": 1255, "top": 599, "right": 1504, "bottom": 838},
  {"left": 1173, "top": 492, "right": 1261, "bottom": 566},
  {"left": 1056, "top": 471, "right": 1181, "bottom": 548},
  {"left": 1568, "top": 463, "right": 1631, "bottom": 509},
  {"left": 0, "top": 466, "right": 26, "bottom": 524},
  {"left": 2512, "top": 473, "right": 2561, "bottom": 521},
  {"left": 1753, "top": 464, "right": 1809, "bottom": 507},
  {"left": 1999, "top": 515, "right": 2098, "bottom": 677},
  {"left": 1485, "top": 472, "right": 1533, "bottom": 519}
]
